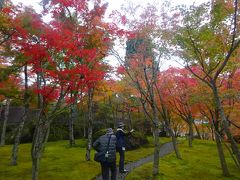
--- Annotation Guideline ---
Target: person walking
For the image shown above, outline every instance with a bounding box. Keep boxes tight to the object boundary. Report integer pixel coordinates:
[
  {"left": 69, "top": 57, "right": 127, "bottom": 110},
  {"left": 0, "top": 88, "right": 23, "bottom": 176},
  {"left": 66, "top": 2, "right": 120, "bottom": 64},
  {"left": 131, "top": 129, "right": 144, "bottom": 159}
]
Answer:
[
  {"left": 116, "top": 122, "right": 134, "bottom": 173},
  {"left": 93, "top": 128, "right": 117, "bottom": 180}
]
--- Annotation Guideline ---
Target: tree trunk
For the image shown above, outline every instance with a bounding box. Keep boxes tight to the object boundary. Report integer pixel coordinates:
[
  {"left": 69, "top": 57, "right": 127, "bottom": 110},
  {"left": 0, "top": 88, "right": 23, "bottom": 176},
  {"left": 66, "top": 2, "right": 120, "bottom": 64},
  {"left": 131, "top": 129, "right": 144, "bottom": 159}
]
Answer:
[
  {"left": 171, "top": 133, "right": 181, "bottom": 158},
  {"left": 0, "top": 104, "right": 3, "bottom": 127},
  {"left": 31, "top": 100, "right": 64, "bottom": 180},
  {"left": 127, "top": 106, "right": 132, "bottom": 129},
  {"left": 83, "top": 113, "right": 86, "bottom": 137},
  {"left": 214, "top": 129, "right": 230, "bottom": 176},
  {"left": 68, "top": 115, "right": 75, "bottom": 146},
  {"left": 155, "top": 82, "right": 181, "bottom": 158},
  {"left": 43, "top": 124, "right": 50, "bottom": 146},
  {"left": 11, "top": 113, "right": 27, "bottom": 165},
  {"left": 193, "top": 121, "right": 201, "bottom": 139},
  {"left": 32, "top": 155, "right": 40, "bottom": 180},
  {"left": 69, "top": 93, "right": 76, "bottom": 147},
  {"left": 86, "top": 88, "right": 93, "bottom": 161},
  {"left": 31, "top": 117, "right": 50, "bottom": 180},
  {"left": 201, "top": 122, "right": 205, "bottom": 139},
  {"left": 31, "top": 71, "right": 48, "bottom": 180},
  {"left": 31, "top": 70, "right": 66, "bottom": 180},
  {"left": 0, "top": 98, "right": 10, "bottom": 146},
  {"left": 165, "top": 121, "right": 181, "bottom": 159},
  {"left": 188, "top": 121, "right": 193, "bottom": 148},
  {"left": 11, "top": 65, "right": 29, "bottom": 165},
  {"left": 0, "top": 104, "right": 3, "bottom": 118},
  {"left": 210, "top": 121, "right": 215, "bottom": 141},
  {"left": 149, "top": 103, "right": 161, "bottom": 176},
  {"left": 212, "top": 84, "right": 240, "bottom": 165},
  {"left": 141, "top": 98, "right": 161, "bottom": 176},
  {"left": 83, "top": 115, "right": 86, "bottom": 138},
  {"left": 152, "top": 125, "right": 160, "bottom": 176}
]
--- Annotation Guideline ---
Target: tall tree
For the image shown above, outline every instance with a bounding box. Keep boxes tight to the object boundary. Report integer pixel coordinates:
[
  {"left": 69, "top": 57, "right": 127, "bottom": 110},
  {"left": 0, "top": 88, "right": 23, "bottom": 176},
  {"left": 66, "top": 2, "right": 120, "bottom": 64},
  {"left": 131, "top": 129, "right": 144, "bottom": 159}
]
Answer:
[
  {"left": 112, "top": 2, "right": 181, "bottom": 175},
  {"left": 172, "top": 0, "right": 240, "bottom": 175},
  {"left": 161, "top": 67, "right": 199, "bottom": 147},
  {"left": 0, "top": 0, "right": 114, "bottom": 179}
]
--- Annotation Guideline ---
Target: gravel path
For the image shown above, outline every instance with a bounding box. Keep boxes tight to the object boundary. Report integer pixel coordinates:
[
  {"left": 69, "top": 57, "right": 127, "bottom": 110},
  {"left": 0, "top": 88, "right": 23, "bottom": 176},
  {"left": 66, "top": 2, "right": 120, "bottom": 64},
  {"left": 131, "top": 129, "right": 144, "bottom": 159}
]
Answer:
[{"left": 95, "top": 141, "right": 174, "bottom": 180}]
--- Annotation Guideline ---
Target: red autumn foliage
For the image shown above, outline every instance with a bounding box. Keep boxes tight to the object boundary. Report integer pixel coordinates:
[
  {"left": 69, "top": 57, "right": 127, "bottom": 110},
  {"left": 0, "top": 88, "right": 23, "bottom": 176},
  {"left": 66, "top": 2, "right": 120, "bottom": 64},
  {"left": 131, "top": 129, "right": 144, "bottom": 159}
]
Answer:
[{"left": 0, "top": 0, "right": 118, "bottom": 105}]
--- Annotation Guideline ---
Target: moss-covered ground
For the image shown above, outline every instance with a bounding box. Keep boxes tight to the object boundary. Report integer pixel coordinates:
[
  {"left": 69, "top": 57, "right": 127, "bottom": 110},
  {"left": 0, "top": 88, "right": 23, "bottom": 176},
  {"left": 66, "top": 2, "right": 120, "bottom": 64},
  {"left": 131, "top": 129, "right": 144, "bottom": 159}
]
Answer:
[
  {"left": 0, "top": 137, "right": 170, "bottom": 180},
  {"left": 2, "top": 137, "right": 237, "bottom": 180},
  {"left": 127, "top": 139, "right": 240, "bottom": 180}
]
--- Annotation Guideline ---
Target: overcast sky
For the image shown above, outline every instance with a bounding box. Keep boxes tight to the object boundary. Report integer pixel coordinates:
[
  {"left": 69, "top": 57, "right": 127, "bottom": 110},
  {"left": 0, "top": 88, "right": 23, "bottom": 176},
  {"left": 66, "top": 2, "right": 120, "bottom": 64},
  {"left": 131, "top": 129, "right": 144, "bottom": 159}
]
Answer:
[{"left": 12, "top": 0, "right": 210, "bottom": 13}]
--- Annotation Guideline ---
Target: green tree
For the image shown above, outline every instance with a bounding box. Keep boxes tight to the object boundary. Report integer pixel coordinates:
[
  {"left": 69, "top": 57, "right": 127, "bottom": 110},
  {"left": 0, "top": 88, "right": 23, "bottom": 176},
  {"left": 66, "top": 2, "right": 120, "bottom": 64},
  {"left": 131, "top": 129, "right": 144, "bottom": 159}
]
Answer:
[{"left": 172, "top": 0, "right": 240, "bottom": 175}]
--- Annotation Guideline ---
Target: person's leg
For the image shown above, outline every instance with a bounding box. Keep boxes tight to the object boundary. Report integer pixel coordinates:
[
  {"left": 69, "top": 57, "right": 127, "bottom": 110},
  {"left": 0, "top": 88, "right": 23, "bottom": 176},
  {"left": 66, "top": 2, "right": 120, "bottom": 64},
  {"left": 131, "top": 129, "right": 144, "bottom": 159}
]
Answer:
[
  {"left": 110, "top": 161, "right": 117, "bottom": 180},
  {"left": 119, "top": 148, "right": 125, "bottom": 171},
  {"left": 117, "top": 147, "right": 122, "bottom": 171},
  {"left": 101, "top": 162, "right": 109, "bottom": 180}
]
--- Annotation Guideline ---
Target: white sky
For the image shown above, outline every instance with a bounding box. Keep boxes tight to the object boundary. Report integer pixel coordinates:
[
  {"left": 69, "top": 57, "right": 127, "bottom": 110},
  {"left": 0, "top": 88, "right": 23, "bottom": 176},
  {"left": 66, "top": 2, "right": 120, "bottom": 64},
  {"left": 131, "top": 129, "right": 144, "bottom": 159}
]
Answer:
[
  {"left": 11, "top": 0, "right": 210, "bottom": 16},
  {"left": 11, "top": 0, "right": 209, "bottom": 8},
  {"left": 11, "top": 0, "right": 210, "bottom": 11},
  {"left": 11, "top": 0, "right": 209, "bottom": 70}
]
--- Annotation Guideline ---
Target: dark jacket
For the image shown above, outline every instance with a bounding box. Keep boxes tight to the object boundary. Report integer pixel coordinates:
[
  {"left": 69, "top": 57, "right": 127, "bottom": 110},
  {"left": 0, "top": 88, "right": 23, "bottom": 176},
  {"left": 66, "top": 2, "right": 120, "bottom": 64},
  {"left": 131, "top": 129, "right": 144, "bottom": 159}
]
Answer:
[
  {"left": 93, "top": 133, "right": 117, "bottom": 162},
  {"left": 116, "top": 128, "right": 130, "bottom": 148}
]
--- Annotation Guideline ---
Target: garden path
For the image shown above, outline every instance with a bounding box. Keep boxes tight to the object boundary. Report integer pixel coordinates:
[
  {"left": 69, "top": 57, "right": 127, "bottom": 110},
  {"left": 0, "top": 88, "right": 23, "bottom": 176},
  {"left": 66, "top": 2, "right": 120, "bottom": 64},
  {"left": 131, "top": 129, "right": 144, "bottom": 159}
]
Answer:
[{"left": 95, "top": 141, "right": 175, "bottom": 180}]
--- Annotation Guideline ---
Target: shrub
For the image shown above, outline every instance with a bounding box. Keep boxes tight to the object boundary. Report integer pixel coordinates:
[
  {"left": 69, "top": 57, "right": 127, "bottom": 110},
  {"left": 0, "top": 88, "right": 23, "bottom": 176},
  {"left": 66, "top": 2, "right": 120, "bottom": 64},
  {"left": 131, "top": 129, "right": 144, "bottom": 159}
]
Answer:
[
  {"left": 125, "top": 131, "right": 148, "bottom": 150},
  {"left": 92, "top": 128, "right": 107, "bottom": 142}
]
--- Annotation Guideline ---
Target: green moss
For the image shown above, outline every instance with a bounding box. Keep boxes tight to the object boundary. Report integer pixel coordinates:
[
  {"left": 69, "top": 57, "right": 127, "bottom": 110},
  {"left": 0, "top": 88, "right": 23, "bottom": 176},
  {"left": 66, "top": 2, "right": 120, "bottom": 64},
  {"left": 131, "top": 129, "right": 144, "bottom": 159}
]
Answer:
[
  {"left": 0, "top": 139, "right": 100, "bottom": 180},
  {"left": 127, "top": 139, "right": 240, "bottom": 180},
  {"left": 0, "top": 137, "right": 171, "bottom": 180}
]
